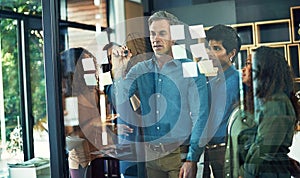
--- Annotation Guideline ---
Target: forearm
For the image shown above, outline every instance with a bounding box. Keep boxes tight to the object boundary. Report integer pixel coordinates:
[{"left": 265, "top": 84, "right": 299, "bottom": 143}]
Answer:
[{"left": 186, "top": 142, "right": 204, "bottom": 162}]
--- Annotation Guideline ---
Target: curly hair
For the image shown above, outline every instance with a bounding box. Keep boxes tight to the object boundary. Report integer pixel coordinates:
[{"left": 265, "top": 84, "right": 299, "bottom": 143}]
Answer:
[
  {"left": 205, "top": 24, "right": 241, "bottom": 62},
  {"left": 253, "top": 46, "right": 294, "bottom": 99}
]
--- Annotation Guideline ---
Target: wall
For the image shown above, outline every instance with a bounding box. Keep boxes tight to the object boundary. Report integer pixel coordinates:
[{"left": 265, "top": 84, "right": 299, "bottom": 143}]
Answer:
[
  {"left": 236, "top": 0, "right": 300, "bottom": 23},
  {"left": 164, "top": 1, "right": 236, "bottom": 26},
  {"left": 147, "top": 0, "right": 300, "bottom": 25}
]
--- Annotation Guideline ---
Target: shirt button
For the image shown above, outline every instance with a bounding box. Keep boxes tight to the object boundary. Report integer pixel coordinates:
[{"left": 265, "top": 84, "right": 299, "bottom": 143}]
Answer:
[
  {"left": 156, "top": 110, "right": 159, "bottom": 114},
  {"left": 226, "top": 173, "right": 230, "bottom": 176},
  {"left": 157, "top": 94, "right": 160, "bottom": 98},
  {"left": 158, "top": 78, "right": 162, "bottom": 82},
  {"left": 226, "top": 160, "right": 229, "bottom": 162},
  {"left": 156, "top": 126, "right": 160, "bottom": 130}
]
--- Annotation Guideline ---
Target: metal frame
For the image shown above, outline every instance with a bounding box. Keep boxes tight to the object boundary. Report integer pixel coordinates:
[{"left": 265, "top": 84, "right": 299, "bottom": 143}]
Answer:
[
  {"left": 0, "top": 9, "right": 36, "bottom": 161},
  {"left": 42, "top": 0, "right": 67, "bottom": 177}
]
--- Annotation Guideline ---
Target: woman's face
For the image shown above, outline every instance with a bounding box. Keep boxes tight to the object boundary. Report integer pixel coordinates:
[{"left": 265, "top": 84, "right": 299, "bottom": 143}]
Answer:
[{"left": 242, "top": 55, "right": 252, "bottom": 86}]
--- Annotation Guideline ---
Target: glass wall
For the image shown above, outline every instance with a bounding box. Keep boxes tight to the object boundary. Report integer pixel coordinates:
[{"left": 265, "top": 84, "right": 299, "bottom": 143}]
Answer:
[
  {"left": 0, "top": 0, "right": 49, "bottom": 177},
  {"left": 0, "top": 18, "right": 23, "bottom": 177}
]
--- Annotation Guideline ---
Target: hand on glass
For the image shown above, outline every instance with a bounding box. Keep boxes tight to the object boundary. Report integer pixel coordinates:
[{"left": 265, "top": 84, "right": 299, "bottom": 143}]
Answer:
[{"left": 111, "top": 45, "right": 132, "bottom": 79}]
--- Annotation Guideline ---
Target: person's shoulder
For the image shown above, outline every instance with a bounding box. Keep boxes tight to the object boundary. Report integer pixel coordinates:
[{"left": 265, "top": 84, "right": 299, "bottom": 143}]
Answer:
[
  {"left": 180, "top": 58, "right": 193, "bottom": 62},
  {"left": 265, "top": 92, "right": 290, "bottom": 104},
  {"left": 230, "top": 65, "right": 239, "bottom": 76},
  {"left": 226, "top": 67, "right": 239, "bottom": 83},
  {"left": 173, "top": 58, "right": 194, "bottom": 65},
  {"left": 129, "top": 58, "right": 152, "bottom": 69},
  {"left": 262, "top": 92, "right": 295, "bottom": 114}
]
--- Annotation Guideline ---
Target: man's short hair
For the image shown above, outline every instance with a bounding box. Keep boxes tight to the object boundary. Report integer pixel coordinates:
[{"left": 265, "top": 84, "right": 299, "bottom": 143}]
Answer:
[
  {"left": 206, "top": 24, "right": 241, "bottom": 62},
  {"left": 148, "top": 10, "right": 182, "bottom": 26}
]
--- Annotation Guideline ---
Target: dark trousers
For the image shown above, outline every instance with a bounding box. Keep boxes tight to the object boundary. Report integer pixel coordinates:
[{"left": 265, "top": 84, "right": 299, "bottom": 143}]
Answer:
[
  {"left": 203, "top": 145, "right": 226, "bottom": 178},
  {"left": 69, "top": 158, "right": 105, "bottom": 178}
]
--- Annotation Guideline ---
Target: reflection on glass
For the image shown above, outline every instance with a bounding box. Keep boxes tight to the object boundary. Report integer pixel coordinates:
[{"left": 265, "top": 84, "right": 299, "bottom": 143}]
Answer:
[
  {"left": 64, "top": 0, "right": 107, "bottom": 27},
  {"left": 29, "top": 29, "right": 49, "bottom": 158},
  {"left": 67, "top": 27, "right": 99, "bottom": 57},
  {"left": 0, "top": 0, "right": 42, "bottom": 15},
  {"left": 0, "top": 18, "right": 23, "bottom": 177}
]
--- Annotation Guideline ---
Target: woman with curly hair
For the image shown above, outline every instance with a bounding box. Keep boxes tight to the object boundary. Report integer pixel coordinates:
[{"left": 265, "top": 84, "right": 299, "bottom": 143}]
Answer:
[{"left": 242, "top": 46, "right": 297, "bottom": 178}]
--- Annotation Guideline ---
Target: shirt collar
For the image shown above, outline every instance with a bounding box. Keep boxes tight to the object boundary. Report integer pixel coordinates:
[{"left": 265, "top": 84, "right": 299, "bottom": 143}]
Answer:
[
  {"left": 223, "top": 65, "right": 236, "bottom": 78},
  {"left": 151, "top": 55, "right": 181, "bottom": 67}
]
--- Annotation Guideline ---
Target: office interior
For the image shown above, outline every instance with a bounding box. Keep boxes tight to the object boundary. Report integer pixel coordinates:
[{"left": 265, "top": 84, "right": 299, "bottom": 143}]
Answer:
[{"left": 1, "top": 0, "right": 300, "bottom": 177}]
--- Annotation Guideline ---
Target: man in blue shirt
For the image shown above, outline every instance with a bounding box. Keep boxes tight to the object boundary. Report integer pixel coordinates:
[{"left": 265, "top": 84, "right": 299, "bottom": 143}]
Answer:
[
  {"left": 109, "top": 11, "right": 209, "bottom": 178},
  {"left": 180, "top": 24, "right": 241, "bottom": 178}
]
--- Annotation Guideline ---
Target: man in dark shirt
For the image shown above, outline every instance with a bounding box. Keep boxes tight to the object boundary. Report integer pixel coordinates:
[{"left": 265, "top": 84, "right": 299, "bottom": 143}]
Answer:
[{"left": 180, "top": 24, "right": 241, "bottom": 178}]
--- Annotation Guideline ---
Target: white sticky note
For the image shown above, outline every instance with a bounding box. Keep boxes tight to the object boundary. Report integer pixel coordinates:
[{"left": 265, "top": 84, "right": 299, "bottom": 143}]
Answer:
[
  {"left": 206, "top": 67, "right": 218, "bottom": 76},
  {"left": 99, "top": 71, "right": 113, "bottom": 86},
  {"left": 64, "top": 97, "right": 79, "bottom": 126},
  {"left": 83, "top": 74, "right": 97, "bottom": 86},
  {"left": 172, "top": 44, "right": 187, "bottom": 59},
  {"left": 182, "top": 62, "right": 198, "bottom": 78},
  {"left": 189, "top": 25, "right": 206, "bottom": 39},
  {"left": 82, "top": 58, "right": 96, "bottom": 71},
  {"left": 95, "top": 50, "right": 107, "bottom": 65},
  {"left": 197, "top": 60, "right": 218, "bottom": 76},
  {"left": 170, "top": 25, "right": 185, "bottom": 40},
  {"left": 95, "top": 31, "right": 109, "bottom": 46},
  {"left": 100, "top": 50, "right": 109, "bottom": 64},
  {"left": 190, "top": 43, "right": 209, "bottom": 59}
]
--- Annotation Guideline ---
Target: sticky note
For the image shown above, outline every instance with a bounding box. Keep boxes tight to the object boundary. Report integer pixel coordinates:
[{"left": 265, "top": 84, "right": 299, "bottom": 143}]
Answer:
[
  {"left": 64, "top": 97, "right": 79, "bottom": 126},
  {"left": 83, "top": 74, "right": 97, "bottom": 86},
  {"left": 97, "top": 50, "right": 109, "bottom": 65},
  {"left": 170, "top": 25, "right": 185, "bottom": 40},
  {"left": 172, "top": 44, "right": 187, "bottom": 59},
  {"left": 190, "top": 43, "right": 209, "bottom": 59},
  {"left": 198, "top": 60, "right": 218, "bottom": 76},
  {"left": 95, "top": 31, "right": 109, "bottom": 46},
  {"left": 189, "top": 25, "right": 206, "bottom": 39},
  {"left": 99, "top": 71, "right": 113, "bottom": 86},
  {"left": 82, "top": 58, "right": 96, "bottom": 71},
  {"left": 182, "top": 62, "right": 198, "bottom": 78}
]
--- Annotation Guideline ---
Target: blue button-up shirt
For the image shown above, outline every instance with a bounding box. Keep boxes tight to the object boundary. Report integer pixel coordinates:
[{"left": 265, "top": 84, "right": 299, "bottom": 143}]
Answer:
[
  {"left": 187, "top": 65, "right": 239, "bottom": 161},
  {"left": 110, "top": 56, "right": 209, "bottom": 145}
]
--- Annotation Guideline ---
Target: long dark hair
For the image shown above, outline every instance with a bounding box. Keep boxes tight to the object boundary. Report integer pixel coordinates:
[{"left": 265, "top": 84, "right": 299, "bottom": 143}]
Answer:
[
  {"left": 244, "top": 84, "right": 254, "bottom": 114},
  {"left": 253, "top": 46, "right": 299, "bottom": 127},
  {"left": 253, "top": 46, "right": 294, "bottom": 99}
]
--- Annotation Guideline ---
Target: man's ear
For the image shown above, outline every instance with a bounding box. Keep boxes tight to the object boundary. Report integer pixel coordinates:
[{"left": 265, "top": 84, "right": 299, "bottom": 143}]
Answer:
[{"left": 229, "top": 49, "right": 237, "bottom": 61}]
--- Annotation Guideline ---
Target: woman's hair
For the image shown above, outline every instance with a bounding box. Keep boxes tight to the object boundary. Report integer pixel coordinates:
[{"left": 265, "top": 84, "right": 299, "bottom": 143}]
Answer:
[
  {"left": 253, "top": 46, "right": 294, "bottom": 99},
  {"left": 244, "top": 56, "right": 254, "bottom": 114},
  {"left": 206, "top": 24, "right": 241, "bottom": 62},
  {"left": 253, "top": 46, "right": 300, "bottom": 128},
  {"left": 61, "top": 47, "right": 98, "bottom": 97}
]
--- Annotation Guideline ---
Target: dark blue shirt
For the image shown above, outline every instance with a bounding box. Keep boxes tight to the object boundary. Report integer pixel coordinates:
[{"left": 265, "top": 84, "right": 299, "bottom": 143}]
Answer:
[
  {"left": 110, "top": 56, "right": 209, "bottom": 145},
  {"left": 187, "top": 65, "right": 239, "bottom": 161}
]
